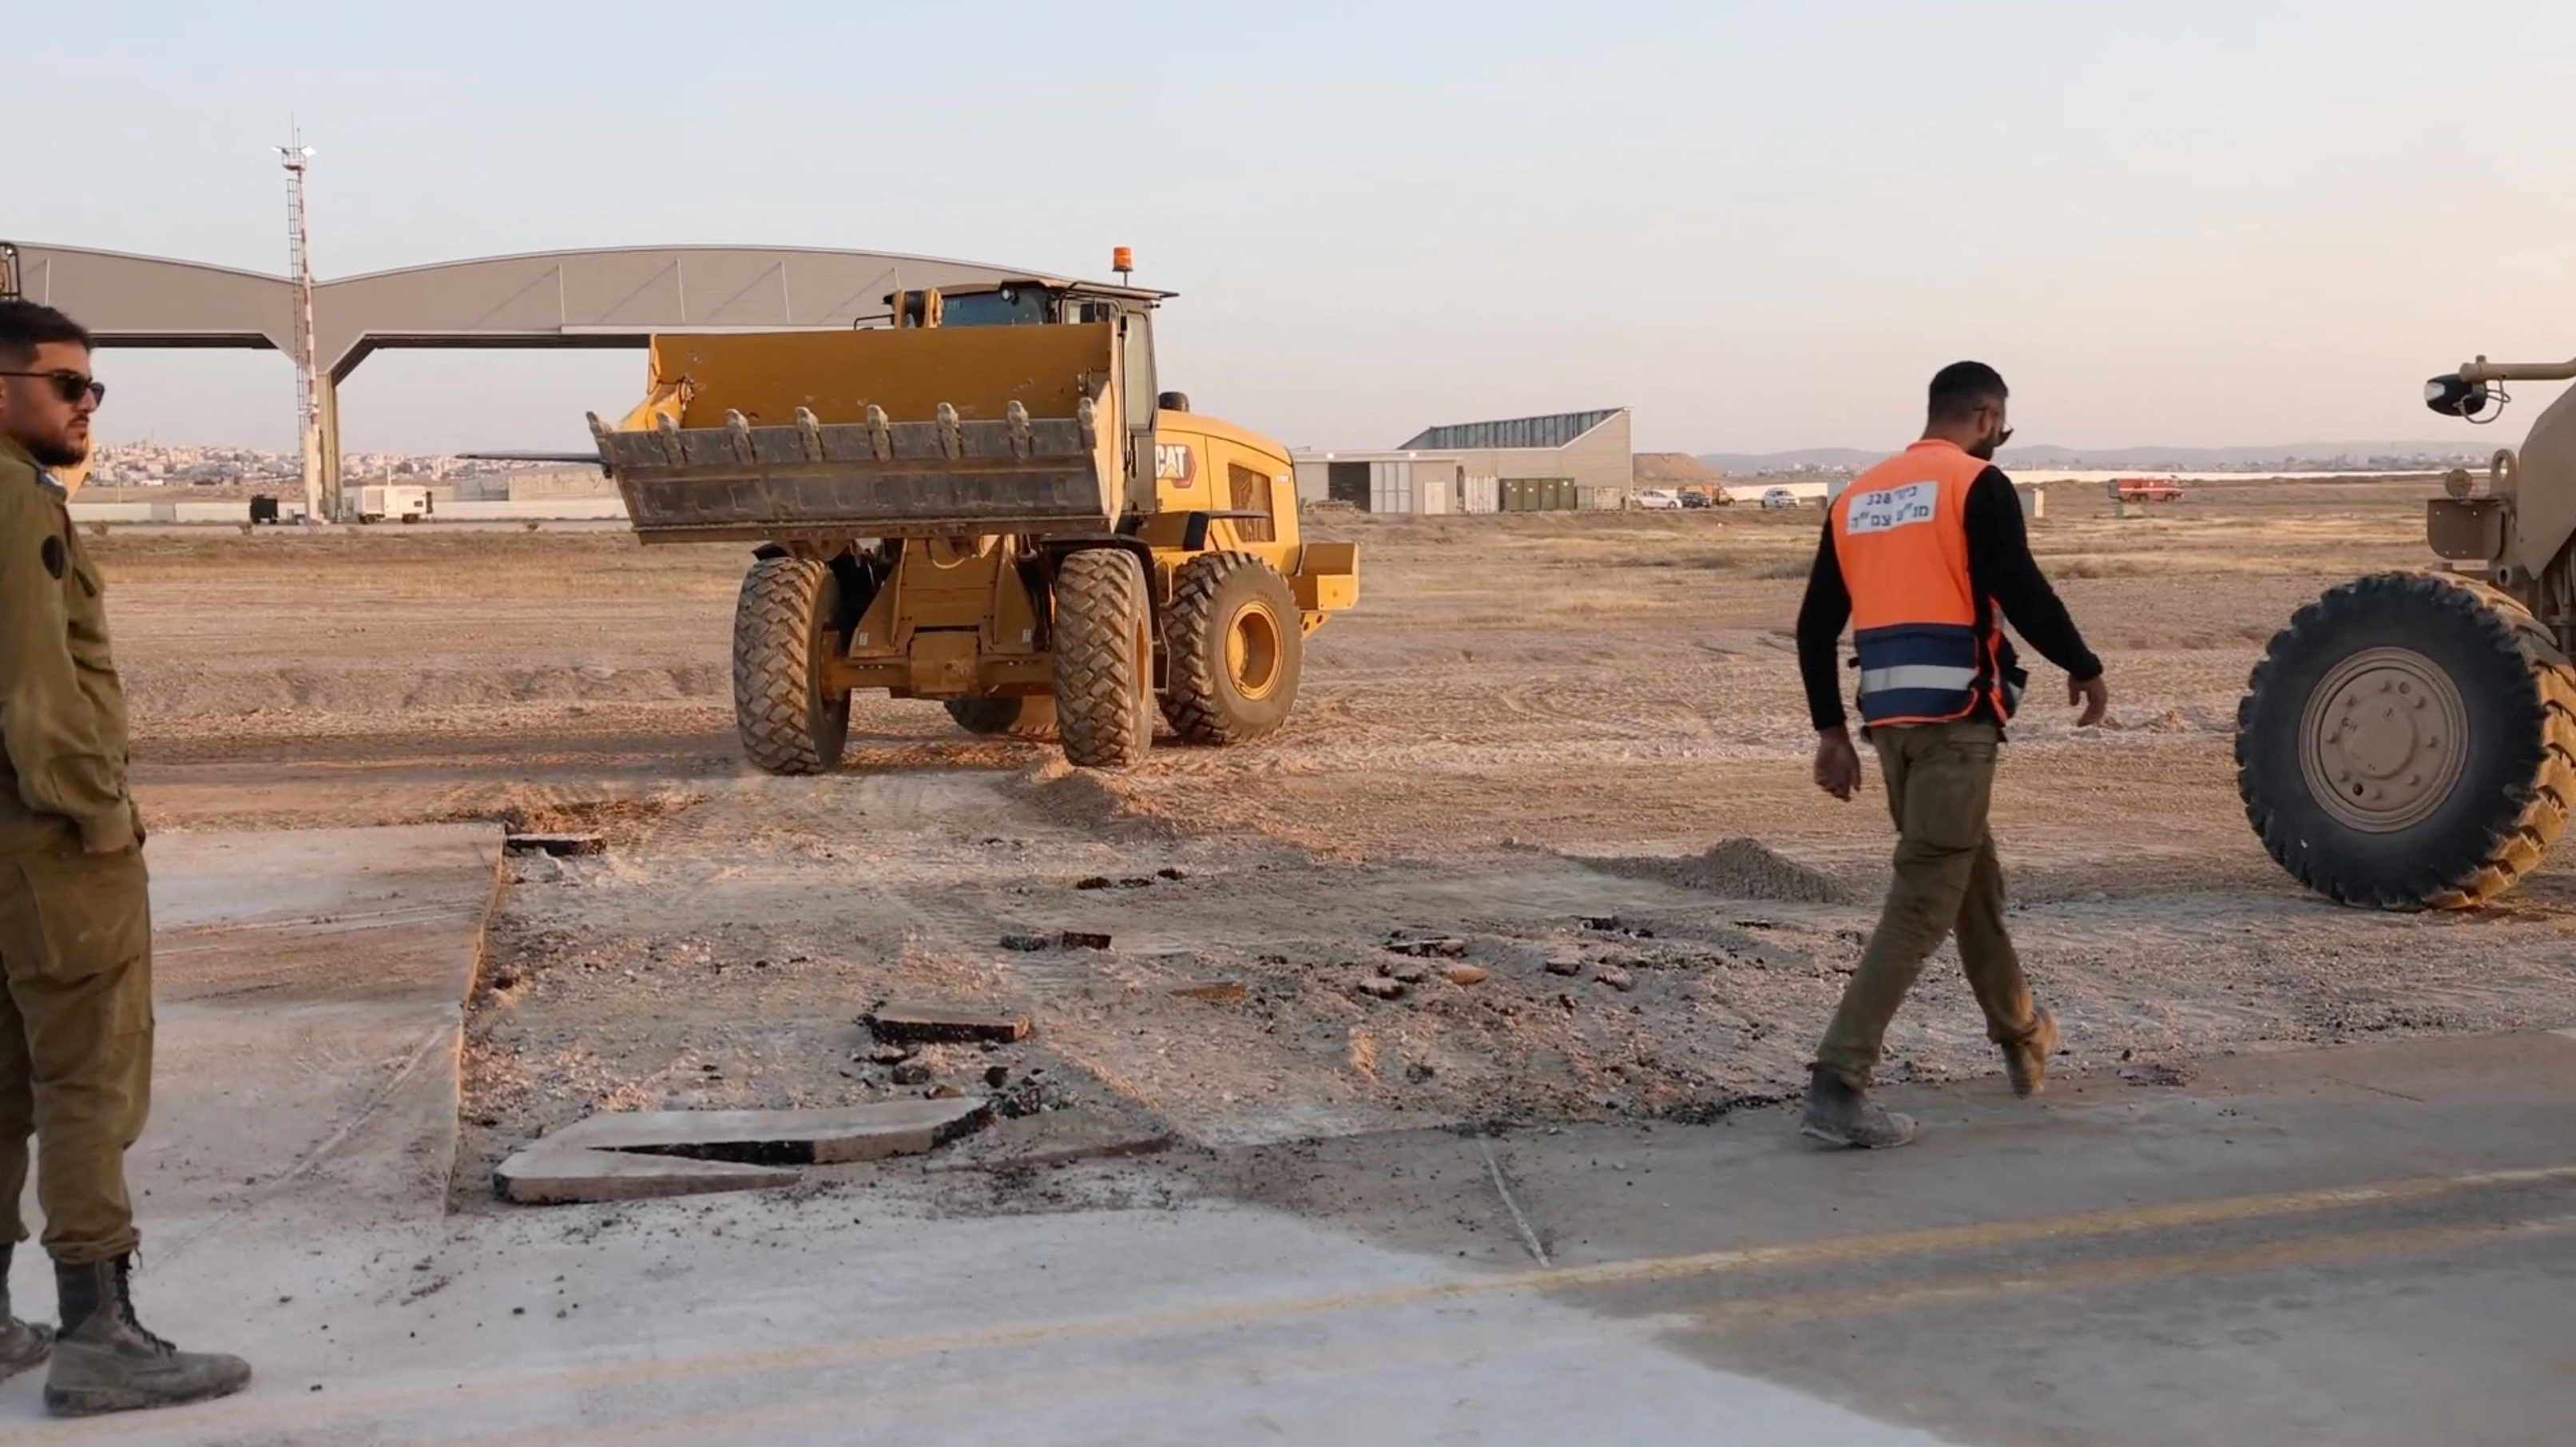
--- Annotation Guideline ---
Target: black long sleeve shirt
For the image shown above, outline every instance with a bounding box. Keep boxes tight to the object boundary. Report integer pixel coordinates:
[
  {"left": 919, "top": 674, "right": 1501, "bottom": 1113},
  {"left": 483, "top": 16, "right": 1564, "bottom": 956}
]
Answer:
[{"left": 1796, "top": 465, "right": 2101, "bottom": 733}]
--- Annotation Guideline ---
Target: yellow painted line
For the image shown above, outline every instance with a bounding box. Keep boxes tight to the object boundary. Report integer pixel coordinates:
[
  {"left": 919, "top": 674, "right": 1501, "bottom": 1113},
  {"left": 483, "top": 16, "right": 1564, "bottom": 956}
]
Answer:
[
  {"left": 461, "top": 1210, "right": 2576, "bottom": 1447},
  {"left": 42, "top": 1160, "right": 2576, "bottom": 1446}
]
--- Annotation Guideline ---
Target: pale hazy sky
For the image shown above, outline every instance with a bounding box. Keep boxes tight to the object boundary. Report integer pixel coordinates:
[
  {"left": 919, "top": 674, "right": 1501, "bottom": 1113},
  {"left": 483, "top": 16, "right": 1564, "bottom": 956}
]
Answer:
[{"left": 13, "top": 0, "right": 2574, "bottom": 456}]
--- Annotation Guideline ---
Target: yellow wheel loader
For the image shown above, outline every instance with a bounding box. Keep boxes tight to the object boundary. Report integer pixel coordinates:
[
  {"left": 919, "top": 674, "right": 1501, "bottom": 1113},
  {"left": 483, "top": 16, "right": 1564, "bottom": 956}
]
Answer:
[
  {"left": 590, "top": 272, "right": 1359, "bottom": 774},
  {"left": 2237, "top": 348, "right": 2576, "bottom": 907}
]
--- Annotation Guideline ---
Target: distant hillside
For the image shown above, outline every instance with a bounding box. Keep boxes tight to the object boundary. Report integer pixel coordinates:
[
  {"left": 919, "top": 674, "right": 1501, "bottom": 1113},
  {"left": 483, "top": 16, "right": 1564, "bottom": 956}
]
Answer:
[{"left": 1697, "top": 441, "right": 2490, "bottom": 474}]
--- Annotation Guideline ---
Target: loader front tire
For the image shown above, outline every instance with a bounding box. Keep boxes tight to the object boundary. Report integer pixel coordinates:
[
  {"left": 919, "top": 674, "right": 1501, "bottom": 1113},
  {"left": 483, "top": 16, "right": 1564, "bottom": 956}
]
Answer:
[
  {"left": 1161, "top": 551, "right": 1303, "bottom": 745},
  {"left": 1051, "top": 549, "right": 1154, "bottom": 769},
  {"left": 945, "top": 696, "right": 1058, "bottom": 741},
  {"left": 732, "top": 555, "right": 851, "bottom": 776},
  {"left": 2236, "top": 570, "right": 2576, "bottom": 908}
]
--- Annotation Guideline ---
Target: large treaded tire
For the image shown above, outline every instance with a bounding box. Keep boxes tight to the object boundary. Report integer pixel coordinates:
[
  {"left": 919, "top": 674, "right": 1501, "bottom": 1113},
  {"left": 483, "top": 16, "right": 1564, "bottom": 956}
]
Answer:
[
  {"left": 945, "top": 696, "right": 1058, "bottom": 741},
  {"left": 2237, "top": 570, "right": 2576, "bottom": 908},
  {"left": 1161, "top": 551, "right": 1304, "bottom": 745},
  {"left": 1051, "top": 549, "right": 1153, "bottom": 769},
  {"left": 732, "top": 556, "right": 850, "bottom": 776}
]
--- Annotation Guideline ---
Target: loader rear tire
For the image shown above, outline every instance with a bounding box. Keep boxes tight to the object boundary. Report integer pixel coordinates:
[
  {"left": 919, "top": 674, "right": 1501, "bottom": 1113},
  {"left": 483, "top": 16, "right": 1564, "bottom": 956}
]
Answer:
[
  {"left": 2236, "top": 570, "right": 2576, "bottom": 908},
  {"left": 1161, "top": 551, "right": 1303, "bottom": 745},
  {"left": 1051, "top": 549, "right": 1153, "bottom": 769},
  {"left": 945, "top": 696, "right": 1058, "bottom": 741},
  {"left": 732, "top": 555, "right": 851, "bottom": 776}
]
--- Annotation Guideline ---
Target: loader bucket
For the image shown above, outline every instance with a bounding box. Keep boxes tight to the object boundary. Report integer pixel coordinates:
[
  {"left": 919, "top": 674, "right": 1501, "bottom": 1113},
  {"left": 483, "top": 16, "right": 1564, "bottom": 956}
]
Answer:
[{"left": 597, "top": 324, "right": 1128, "bottom": 544}]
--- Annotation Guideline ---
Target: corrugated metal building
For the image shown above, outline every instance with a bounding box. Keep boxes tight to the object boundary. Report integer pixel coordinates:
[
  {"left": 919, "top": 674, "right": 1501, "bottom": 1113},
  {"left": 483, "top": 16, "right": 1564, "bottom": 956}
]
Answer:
[
  {"left": 1292, "top": 451, "right": 1486, "bottom": 515},
  {"left": 1292, "top": 407, "right": 1634, "bottom": 515},
  {"left": 1399, "top": 407, "right": 1633, "bottom": 511}
]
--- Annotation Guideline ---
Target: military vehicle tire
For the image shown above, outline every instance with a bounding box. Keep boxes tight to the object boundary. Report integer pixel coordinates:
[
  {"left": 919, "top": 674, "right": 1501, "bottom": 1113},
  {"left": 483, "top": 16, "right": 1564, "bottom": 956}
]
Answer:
[
  {"left": 2236, "top": 570, "right": 2576, "bottom": 908},
  {"left": 1052, "top": 549, "right": 1154, "bottom": 769},
  {"left": 945, "top": 696, "right": 1058, "bottom": 741},
  {"left": 732, "top": 555, "right": 851, "bottom": 775},
  {"left": 1161, "top": 551, "right": 1302, "bottom": 745}
]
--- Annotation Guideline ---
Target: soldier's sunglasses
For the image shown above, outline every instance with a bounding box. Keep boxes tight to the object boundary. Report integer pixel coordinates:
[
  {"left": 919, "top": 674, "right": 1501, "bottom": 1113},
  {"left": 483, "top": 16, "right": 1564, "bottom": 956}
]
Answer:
[{"left": 0, "top": 370, "right": 104, "bottom": 405}]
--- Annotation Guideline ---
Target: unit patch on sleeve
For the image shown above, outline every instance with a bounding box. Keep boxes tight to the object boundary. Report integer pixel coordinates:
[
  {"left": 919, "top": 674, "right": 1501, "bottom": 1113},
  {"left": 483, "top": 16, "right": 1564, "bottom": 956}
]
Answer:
[{"left": 41, "top": 534, "right": 65, "bottom": 579}]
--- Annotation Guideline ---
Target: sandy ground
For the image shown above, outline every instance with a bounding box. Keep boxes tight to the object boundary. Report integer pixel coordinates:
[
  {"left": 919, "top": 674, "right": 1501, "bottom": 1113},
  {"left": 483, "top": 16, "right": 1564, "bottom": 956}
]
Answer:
[{"left": 96, "top": 477, "right": 2576, "bottom": 1196}]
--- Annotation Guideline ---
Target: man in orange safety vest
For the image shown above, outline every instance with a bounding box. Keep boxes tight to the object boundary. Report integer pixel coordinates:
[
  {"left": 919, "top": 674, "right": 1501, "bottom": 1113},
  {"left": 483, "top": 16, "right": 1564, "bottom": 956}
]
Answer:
[{"left": 1793, "top": 361, "right": 2110, "bottom": 1148}]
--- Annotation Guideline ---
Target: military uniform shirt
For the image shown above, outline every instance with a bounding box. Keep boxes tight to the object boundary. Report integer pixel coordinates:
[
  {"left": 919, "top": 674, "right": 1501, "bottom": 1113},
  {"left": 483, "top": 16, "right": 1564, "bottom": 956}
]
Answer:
[{"left": 0, "top": 434, "right": 137, "bottom": 855}]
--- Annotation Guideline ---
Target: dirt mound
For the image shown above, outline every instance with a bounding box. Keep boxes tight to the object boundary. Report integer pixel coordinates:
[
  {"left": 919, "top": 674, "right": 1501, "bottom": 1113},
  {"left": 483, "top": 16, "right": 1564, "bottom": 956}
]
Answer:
[
  {"left": 1003, "top": 757, "right": 1176, "bottom": 839},
  {"left": 1584, "top": 838, "right": 1844, "bottom": 903},
  {"left": 1631, "top": 452, "right": 1720, "bottom": 486}
]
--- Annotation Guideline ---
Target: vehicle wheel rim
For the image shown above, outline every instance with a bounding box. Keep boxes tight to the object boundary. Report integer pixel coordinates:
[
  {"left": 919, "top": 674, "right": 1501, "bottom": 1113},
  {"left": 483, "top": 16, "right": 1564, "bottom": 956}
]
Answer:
[
  {"left": 2298, "top": 646, "right": 2471, "bottom": 833},
  {"left": 1225, "top": 602, "right": 1284, "bottom": 700}
]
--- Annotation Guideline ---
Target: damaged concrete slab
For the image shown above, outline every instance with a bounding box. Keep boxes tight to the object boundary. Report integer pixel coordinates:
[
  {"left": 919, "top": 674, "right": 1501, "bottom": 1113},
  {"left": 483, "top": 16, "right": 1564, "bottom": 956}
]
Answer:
[
  {"left": 494, "top": 1098, "right": 994, "bottom": 1204},
  {"left": 138, "top": 824, "right": 504, "bottom": 1233},
  {"left": 865, "top": 1004, "right": 1034, "bottom": 1044}
]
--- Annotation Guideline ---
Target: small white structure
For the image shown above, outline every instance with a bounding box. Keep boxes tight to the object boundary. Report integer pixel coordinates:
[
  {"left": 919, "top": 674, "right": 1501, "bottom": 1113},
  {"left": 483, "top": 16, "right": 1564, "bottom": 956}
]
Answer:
[{"left": 353, "top": 483, "right": 432, "bottom": 523}]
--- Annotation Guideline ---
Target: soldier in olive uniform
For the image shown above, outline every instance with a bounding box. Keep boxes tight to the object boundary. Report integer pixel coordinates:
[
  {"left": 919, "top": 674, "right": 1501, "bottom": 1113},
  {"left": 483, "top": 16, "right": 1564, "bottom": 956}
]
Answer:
[{"left": 0, "top": 301, "right": 249, "bottom": 1416}]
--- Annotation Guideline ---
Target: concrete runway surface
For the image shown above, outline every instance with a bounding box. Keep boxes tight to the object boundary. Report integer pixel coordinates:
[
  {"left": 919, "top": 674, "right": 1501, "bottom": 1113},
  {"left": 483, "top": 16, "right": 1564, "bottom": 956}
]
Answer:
[{"left": 0, "top": 826, "right": 2568, "bottom": 1445}]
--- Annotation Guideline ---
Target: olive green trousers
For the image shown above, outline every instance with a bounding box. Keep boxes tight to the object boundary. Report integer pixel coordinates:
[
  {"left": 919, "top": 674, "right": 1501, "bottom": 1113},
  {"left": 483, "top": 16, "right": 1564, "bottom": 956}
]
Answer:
[
  {"left": 1815, "top": 719, "right": 2044, "bottom": 1090},
  {"left": 0, "top": 833, "right": 152, "bottom": 1263}
]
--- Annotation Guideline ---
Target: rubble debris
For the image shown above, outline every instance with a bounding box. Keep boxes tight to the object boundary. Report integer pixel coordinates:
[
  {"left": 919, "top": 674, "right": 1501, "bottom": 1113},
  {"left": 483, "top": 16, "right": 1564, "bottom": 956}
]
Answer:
[
  {"left": 1595, "top": 967, "right": 1637, "bottom": 992},
  {"left": 865, "top": 1005, "right": 1033, "bottom": 1045},
  {"left": 1075, "top": 877, "right": 1114, "bottom": 891},
  {"left": 1156, "top": 866, "right": 1190, "bottom": 881},
  {"left": 1443, "top": 964, "right": 1490, "bottom": 986},
  {"left": 927, "top": 1084, "right": 966, "bottom": 1100},
  {"left": 1354, "top": 976, "right": 1408, "bottom": 1000},
  {"left": 505, "top": 833, "right": 606, "bottom": 857},
  {"left": 864, "top": 1044, "right": 915, "bottom": 1065},
  {"left": 889, "top": 1063, "right": 933, "bottom": 1086},
  {"left": 990, "top": 1074, "right": 1072, "bottom": 1119},
  {"left": 1388, "top": 936, "right": 1471, "bottom": 959},
  {"left": 1543, "top": 953, "right": 1585, "bottom": 977},
  {"left": 494, "top": 1099, "right": 992, "bottom": 1205},
  {"left": 998, "top": 932, "right": 1051, "bottom": 952},
  {"left": 1058, "top": 931, "right": 1113, "bottom": 952},
  {"left": 1386, "top": 961, "right": 1431, "bottom": 984},
  {"left": 1169, "top": 981, "right": 1248, "bottom": 1004},
  {"left": 509, "top": 854, "right": 564, "bottom": 885},
  {"left": 983, "top": 1064, "right": 1011, "bottom": 1087},
  {"left": 1115, "top": 877, "right": 1154, "bottom": 889}
]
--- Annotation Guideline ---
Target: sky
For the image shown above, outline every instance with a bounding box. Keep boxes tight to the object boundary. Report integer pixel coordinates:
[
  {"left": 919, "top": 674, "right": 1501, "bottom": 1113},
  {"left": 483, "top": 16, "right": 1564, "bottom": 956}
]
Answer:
[{"left": 10, "top": 0, "right": 2575, "bottom": 457}]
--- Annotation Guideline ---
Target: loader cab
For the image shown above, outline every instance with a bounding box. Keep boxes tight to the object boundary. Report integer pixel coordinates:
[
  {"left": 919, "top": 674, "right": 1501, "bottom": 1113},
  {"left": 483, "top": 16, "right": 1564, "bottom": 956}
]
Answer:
[
  {"left": 884, "top": 278, "right": 1171, "bottom": 329},
  {"left": 890, "top": 279, "right": 1175, "bottom": 521}
]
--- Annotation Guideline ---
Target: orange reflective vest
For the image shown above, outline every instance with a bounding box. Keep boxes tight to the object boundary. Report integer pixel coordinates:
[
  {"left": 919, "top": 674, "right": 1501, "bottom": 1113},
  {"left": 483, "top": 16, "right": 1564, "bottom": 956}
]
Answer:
[{"left": 1828, "top": 439, "right": 2024, "bottom": 728}]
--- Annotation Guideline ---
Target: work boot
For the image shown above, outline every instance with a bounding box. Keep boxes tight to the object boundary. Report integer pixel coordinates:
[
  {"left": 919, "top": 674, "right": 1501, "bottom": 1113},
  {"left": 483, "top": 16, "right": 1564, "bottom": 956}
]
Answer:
[
  {"left": 0, "top": 1245, "right": 51, "bottom": 1382},
  {"left": 1800, "top": 1065, "right": 1917, "bottom": 1150},
  {"left": 2003, "top": 1005, "right": 2060, "bottom": 1099},
  {"left": 46, "top": 1256, "right": 252, "bottom": 1417}
]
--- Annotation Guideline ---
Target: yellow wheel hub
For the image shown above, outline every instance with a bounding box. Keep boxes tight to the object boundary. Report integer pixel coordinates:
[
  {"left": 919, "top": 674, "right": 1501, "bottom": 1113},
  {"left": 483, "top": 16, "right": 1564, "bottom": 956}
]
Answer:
[{"left": 1225, "top": 601, "right": 1284, "bottom": 701}]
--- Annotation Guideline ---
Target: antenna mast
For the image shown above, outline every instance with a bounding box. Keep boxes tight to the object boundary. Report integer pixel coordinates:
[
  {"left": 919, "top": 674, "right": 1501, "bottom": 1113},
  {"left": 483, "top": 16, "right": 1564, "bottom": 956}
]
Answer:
[{"left": 276, "top": 131, "right": 322, "bottom": 520}]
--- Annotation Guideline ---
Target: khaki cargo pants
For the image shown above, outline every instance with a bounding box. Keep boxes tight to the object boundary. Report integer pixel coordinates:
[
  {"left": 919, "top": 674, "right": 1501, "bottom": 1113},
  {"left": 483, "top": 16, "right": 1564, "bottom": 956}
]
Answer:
[
  {"left": 0, "top": 833, "right": 152, "bottom": 1263},
  {"left": 1815, "top": 718, "right": 2043, "bottom": 1090}
]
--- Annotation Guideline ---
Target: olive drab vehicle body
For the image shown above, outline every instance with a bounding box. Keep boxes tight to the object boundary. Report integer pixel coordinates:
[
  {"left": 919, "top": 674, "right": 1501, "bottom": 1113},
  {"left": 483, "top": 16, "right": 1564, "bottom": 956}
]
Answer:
[
  {"left": 589, "top": 271, "right": 1358, "bottom": 773},
  {"left": 2237, "top": 348, "right": 2576, "bottom": 907}
]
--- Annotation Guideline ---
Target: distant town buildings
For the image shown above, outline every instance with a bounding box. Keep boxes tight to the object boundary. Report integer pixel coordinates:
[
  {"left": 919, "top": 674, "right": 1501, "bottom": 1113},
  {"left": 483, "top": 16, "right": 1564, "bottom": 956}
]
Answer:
[{"left": 82, "top": 444, "right": 544, "bottom": 489}]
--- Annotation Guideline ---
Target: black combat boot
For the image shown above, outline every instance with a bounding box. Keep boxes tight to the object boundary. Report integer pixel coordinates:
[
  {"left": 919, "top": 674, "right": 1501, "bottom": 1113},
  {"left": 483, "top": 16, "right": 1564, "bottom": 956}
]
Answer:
[
  {"left": 1800, "top": 1064, "right": 1918, "bottom": 1149},
  {"left": 46, "top": 1255, "right": 251, "bottom": 1417},
  {"left": 0, "top": 1244, "right": 50, "bottom": 1381}
]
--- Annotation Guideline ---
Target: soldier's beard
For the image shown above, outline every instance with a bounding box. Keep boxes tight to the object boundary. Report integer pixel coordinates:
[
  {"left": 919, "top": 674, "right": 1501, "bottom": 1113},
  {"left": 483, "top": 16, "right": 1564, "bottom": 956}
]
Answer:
[
  {"left": 26, "top": 430, "right": 88, "bottom": 469},
  {"left": 1966, "top": 430, "right": 2002, "bottom": 462}
]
